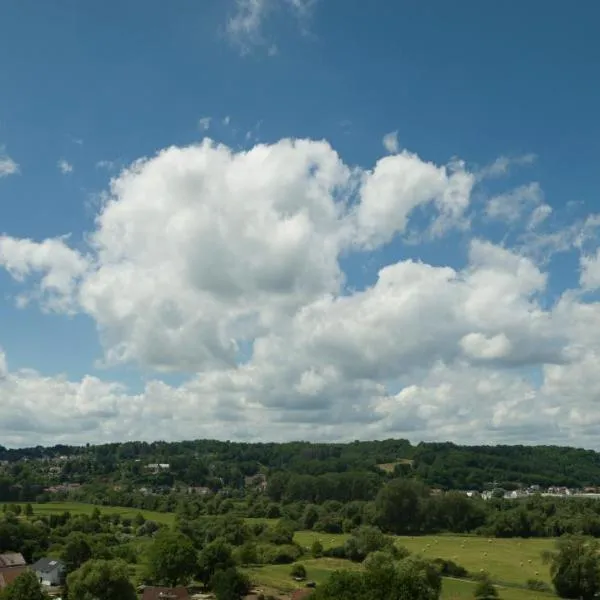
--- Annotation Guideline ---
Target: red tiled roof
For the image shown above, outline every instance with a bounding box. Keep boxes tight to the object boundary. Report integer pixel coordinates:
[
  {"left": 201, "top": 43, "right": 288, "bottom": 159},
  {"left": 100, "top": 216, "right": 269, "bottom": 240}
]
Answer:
[
  {"left": 142, "top": 586, "right": 190, "bottom": 600},
  {"left": 291, "top": 590, "right": 313, "bottom": 600},
  {"left": 0, "top": 566, "right": 29, "bottom": 589}
]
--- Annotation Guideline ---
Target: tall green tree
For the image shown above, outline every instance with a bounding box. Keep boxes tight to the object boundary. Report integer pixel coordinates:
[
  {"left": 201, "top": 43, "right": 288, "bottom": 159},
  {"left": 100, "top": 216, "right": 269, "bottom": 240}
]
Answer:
[
  {"left": 543, "top": 535, "right": 600, "bottom": 600},
  {"left": 313, "top": 556, "right": 441, "bottom": 600},
  {"left": 145, "top": 530, "right": 197, "bottom": 587},
  {"left": 197, "top": 539, "right": 235, "bottom": 586},
  {"left": 375, "top": 479, "right": 428, "bottom": 534},
  {"left": 211, "top": 567, "right": 251, "bottom": 600},
  {"left": 473, "top": 573, "right": 499, "bottom": 600},
  {"left": 61, "top": 532, "right": 93, "bottom": 573},
  {"left": 66, "top": 559, "right": 136, "bottom": 600}
]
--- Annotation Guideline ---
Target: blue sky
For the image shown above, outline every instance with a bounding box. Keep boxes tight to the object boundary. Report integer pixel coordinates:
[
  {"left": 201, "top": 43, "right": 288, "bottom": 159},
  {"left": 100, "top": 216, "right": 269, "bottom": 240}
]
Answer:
[{"left": 1, "top": 0, "right": 600, "bottom": 448}]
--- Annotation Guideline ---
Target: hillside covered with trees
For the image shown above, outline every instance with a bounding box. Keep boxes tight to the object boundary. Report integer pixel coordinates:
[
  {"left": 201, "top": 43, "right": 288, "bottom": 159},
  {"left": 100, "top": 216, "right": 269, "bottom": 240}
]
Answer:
[{"left": 2, "top": 439, "right": 600, "bottom": 495}]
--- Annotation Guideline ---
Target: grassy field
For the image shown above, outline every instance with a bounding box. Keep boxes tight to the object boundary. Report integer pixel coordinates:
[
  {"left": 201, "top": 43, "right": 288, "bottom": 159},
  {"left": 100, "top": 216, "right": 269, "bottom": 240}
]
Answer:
[
  {"left": 244, "top": 558, "right": 360, "bottom": 592},
  {"left": 395, "top": 535, "right": 553, "bottom": 586},
  {"left": 442, "top": 577, "right": 554, "bottom": 600},
  {"left": 244, "top": 561, "right": 555, "bottom": 600},
  {"left": 376, "top": 459, "right": 414, "bottom": 473},
  {"left": 289, "top": 532, "right": 556, "bottom": 599},
  {"left": 2, "top": 502, "right": 175, "bottom": 525},
  {"left": 294, "top": 530, "right": 350, "bottom": 550},
  {"left": 294, "top": 531, "right": 553, "bottom": 585}
]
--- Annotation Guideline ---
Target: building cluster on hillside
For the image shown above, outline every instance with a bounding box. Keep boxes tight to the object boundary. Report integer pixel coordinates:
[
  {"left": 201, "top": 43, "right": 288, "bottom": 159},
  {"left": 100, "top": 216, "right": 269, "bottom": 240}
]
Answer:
[
  {"left": 44, "top": 482, "right": 81, "bottom": 494},
  {"left": 146, "top": 463, "right": 171, "bottom": 474},
  {"left": 465, "top": 485, "right": 600, "bottom": 500}
]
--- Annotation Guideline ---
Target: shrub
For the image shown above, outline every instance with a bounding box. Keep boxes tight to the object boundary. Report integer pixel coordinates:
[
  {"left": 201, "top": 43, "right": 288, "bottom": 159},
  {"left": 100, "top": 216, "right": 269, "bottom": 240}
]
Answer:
[
  {"left": 270, "top": 544, "right": 302, "bottom": 564},
  {"left": 526, "top": 579, "right": 551, "bottom": 592},
  {"left": 310, "top": 540, "right": 323, "bottom": 558},
  {"left": 431, "top": 558, "right": 469, "bottom": 578},
  {"left": 323, "top": 545, "right": 347, "bottom": 559},
  {"left": 313, "top": 516, "right": 343, "bottom": 533},
  {"left": 256, "top": 543, "right": 302, "bottom": 564},
  {"left": 473, "top": 573, "right": 498, "bottom": 600},
  {"left": 290, "top": 563, "right": 307, "bottom": 579}
]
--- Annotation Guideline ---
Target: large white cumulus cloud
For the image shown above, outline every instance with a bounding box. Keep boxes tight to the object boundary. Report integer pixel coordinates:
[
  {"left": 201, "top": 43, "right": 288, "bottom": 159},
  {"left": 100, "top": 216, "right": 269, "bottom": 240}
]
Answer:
[{"left": 2, "top": 136, "right": 600, "bottom": 447}]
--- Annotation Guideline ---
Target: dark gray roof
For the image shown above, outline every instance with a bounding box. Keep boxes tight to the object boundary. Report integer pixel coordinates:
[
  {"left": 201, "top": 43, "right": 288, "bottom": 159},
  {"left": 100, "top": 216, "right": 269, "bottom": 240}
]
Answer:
[{"left": 31, "top": 558, "right": 64, "bottom": 573}]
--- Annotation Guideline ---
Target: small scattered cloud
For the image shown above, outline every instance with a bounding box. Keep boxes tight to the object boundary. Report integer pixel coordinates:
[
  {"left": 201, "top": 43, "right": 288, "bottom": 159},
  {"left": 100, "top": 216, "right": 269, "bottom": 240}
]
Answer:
[
  {"left": 226, "top": 0, "right": 270, "bottom": 53},
  {"left": 244, "top": 120, "right": 262, "bottom": 142},
  {"left": 382, "top": 131, "right": 400, "bottom": 154},
  {"left": 198, "top": 117, "right": 212, "bottom": 131},
  {"left": 223, "top": 116, "right": 231, "bottom": 126},
  {"left": 479, "top": 153, "right": 537, "bottom": 179},
  {"left": 580, "top": 249, "right": 600, "bottom": 290},
  {"left": 0, "top": 148, "right": 19, "bottom": 178},
  {"left": 58, "top": 159, "right": 74, "bottom": 174},
  {"left": 225, "top": 0, "right": 317, "bottom": 55},
  {"left": 68, "top": 136, "right": 84, "bottom": 146},
  {"left": 528, "top": 203, "right": 553, "bottom": 230},
  {"left": 486, "top": 182, "right": 543, "bottom": 223},
  {"left": 96, "top": 160, "right": 117, "bottom": 171}
]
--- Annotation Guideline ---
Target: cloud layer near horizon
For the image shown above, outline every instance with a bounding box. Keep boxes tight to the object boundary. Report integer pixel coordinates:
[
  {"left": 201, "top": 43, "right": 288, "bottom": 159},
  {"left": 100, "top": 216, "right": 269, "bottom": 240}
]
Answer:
[{"left": 2, "top": 137, "right": 600, "bottom": 448}]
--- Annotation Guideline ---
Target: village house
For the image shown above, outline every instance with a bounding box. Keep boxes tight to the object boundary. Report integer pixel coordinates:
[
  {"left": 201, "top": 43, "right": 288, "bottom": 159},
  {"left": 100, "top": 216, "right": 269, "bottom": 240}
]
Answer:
[
  {"left": 0, "top": 553, "right": 26, "bottom": 568},
  {"left": 142, "top": 585, "right": 190, "bottom": 600},
  {"left": 187, "top": 486, "right": 212, "bottom": 495},
  {"left": 0, "top": 566, "right": 28, "bottom": 591},
  {"left": 0, "top": 553, "right": 28, "bottom": 593},
  {"left": 244, "top": 473, "right": 267, "bottom": 492},
  {"left": 506, "top": 489, "right": 529, "bottom": 499},
  {"left": 146, "top": 463, "right": 171, "bottom": 474},
  {"left": 31, "top": 558, "right": 66, "bottom": 586},
  {"left": 44, "top": 482, "right": 81, "bottom": 494},
  {"left": 290, "top": 590, "right": 314, "bottom": 600}
]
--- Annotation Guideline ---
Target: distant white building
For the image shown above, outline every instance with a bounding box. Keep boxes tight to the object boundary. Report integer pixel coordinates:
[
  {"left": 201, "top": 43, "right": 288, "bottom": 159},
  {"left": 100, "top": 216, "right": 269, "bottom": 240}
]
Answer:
[{"left": 505, "top": 490, "right": 528, "bottom": 499}]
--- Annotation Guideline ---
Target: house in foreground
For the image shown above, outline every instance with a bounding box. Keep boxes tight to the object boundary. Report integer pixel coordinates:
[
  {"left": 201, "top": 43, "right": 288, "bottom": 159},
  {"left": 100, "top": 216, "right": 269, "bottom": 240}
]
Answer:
[
  {"left": 142, "top": 586, "right": 190, "bottom": 600},
  {"left": 0, "top": 553, "right": 28, "bottom": 593},
  {"left": 291, "top": 590, "right": 314, "bottom": 600},
  {"left": 31, "top": 558, "right": 66, "bottom": 586},
  {"left": 0, "top": 566, "right": 28, "bottom": 592}
]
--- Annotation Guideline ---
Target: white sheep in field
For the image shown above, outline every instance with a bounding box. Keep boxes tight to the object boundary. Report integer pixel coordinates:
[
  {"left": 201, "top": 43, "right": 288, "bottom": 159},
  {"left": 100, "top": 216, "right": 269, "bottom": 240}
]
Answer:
[
  {"left": 528, "top": 559, "right": 532, "bottom": 564},
  {"left": 520, "top": 562, "right": 524, "bottom": 567}
]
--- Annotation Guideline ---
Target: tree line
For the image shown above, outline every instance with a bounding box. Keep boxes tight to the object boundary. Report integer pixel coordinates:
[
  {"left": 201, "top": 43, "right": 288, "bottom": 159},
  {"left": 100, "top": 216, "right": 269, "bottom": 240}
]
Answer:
[{"left": 3, "top": 438, "right": 600, "bottom": 492}]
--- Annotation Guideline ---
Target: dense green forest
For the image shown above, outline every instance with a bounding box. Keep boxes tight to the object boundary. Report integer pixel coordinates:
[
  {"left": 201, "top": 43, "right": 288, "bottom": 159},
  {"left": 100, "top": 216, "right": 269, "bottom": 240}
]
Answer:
[{"left": 2, "top": 438, "right": 600, "bottom": 494}]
